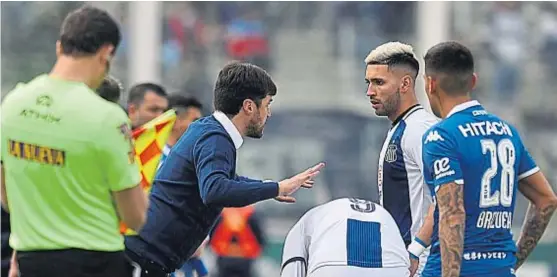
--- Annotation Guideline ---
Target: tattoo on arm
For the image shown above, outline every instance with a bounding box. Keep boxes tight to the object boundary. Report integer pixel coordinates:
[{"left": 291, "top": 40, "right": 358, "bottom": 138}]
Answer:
[
  {"left": 515, "top": 202, "right": 557, "bottom": 269},
  {"left": 437, "top": 182, "right": 465, "bottom": 277}
]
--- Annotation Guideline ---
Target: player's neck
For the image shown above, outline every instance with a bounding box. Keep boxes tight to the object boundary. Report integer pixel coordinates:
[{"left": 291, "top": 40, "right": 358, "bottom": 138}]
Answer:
[
  {"left": 230, "top": 115, "right": 249, "bottom": 137},
  {"left": 389, "top": 99, "right": 419, "bottom": 122},
  {"left": 50, "top": 56, "right": 99, "bottom": 89},
  {"left": 440, "top": 95, "right": 472, "bottom": 118},
  {"left": 167, "top": 132, "right": 179, "bottom": 147}
]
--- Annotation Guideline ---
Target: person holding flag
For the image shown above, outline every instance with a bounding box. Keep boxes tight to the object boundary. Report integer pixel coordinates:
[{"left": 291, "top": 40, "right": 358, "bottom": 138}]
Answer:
[
  {"left": 159, "top": 94, "right": 203, "bottom": 169},
  {"left": 120, "top": 108, "right": 177, "bottom": 235}
]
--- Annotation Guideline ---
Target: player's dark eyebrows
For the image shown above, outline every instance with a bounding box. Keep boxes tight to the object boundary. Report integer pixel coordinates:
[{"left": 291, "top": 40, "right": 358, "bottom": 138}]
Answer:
[{"left": 366, "top": 77, "right": 385, "bottom": 84}]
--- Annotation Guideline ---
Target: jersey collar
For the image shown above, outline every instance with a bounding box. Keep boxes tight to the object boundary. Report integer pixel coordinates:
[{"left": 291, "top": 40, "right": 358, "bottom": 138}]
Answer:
[
  {"left": 391, "top": 104, "right": 422, "bottom": 127},
  {"left": 213, "top": 111, "right": 244, "bottom": 149},
  {"left": 446, "top": 100, "right": 481, "bottom": 118}
]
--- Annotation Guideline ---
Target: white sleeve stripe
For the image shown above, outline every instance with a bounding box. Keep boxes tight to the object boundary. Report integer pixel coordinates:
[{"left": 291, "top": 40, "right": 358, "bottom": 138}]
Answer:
[
  {"left": 434, "top": 179, "right": 464, "bottom": 193},
  {"left": 518, "top": 167, "right": 540, "bottom": 181}
]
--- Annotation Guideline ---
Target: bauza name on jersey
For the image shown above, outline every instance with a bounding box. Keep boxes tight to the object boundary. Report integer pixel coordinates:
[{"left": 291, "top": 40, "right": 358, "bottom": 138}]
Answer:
[{"left": 476, "top": 211, "right": 512, "bottom": 230}]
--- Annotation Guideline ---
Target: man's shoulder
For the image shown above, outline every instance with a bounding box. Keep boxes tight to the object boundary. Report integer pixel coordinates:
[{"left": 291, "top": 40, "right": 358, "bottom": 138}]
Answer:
[
  {"left": 405, "top": 108, "right": 440, "bottom": 126},
  {"left": 96, "top": 101, "right": 130, "bottom": 127},
  {"left": 422, "top": 121, "right": 456, "bottom": 147},
  {"left": 188, "top": 116, "right": 229, "bottom": 137},
  {"left": 401, "top": 109, "right": 440, "bottom": 146},
  {"left": 403, "top": 109, "right": 439, "bottom": 134},
  {"left": 178, "top": 116, "right": 233, "bottom": 150},
  {"left": 295, "top": 199, "right": 339, "bottom": 228},
  {"left": 1, "top": 76, "right": 45, "bottom": 110}
]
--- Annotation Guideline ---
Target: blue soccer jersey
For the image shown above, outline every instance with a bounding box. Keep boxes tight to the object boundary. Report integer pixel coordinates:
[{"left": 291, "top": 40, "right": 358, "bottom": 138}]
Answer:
[{"left": 421, "top": 101, "right": 539, "bottom": 277}]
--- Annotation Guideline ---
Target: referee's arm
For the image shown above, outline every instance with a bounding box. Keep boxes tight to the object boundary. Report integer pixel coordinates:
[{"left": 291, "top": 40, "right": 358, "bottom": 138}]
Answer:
[{"left": 99, "top": 109, "right": 148, "bottom": 231}]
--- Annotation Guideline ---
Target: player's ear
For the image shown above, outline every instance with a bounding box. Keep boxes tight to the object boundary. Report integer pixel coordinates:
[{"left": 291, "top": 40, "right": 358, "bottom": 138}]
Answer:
[
  {"left": 98, "top": 44, "right": 114, "bottom": 64},
  {"left": 55, "top": 41, "right": 63, "bottom": 58},
  {"left": 424, "top": 75, "right": 434, "bottom": 96},
  {"left": 242, "top": 99, "right": 255, "bottom": 115},
  {"left": 470, "top": 73, "right": 478, "bottom": 91},
  {"left": 128, "top": 103, "right": 138, "bottom": 115},
  {"left": 400, "top": 75, "right": 412, "bottom": 93}
]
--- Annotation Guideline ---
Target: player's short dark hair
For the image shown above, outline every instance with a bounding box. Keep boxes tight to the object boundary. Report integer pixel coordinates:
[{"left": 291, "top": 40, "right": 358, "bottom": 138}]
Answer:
[
  {"left": 96, "top": 75, "right": 123, "bottom": 103},
  {"left": 366, "top": 53, "right": 419, "bottom": 80},
  {"left": 214, "top": 62, "right": 277, "bottom": 116},
  {"left": 168, "top": 94, "right": 203, "bottom": 115},
  {"left": 59, "top": 5, "right": 121, "bottom": 56},
  {"left": 127, "top": 83, "right": 168, "bottom": 106},
  {"left": 424, "top": 41, "right": 475, "bottom": 95}
]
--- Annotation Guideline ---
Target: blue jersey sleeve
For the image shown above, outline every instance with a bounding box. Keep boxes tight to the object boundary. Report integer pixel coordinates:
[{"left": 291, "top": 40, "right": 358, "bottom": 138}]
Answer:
[
  {"left": 517, "top": 138, "right": 539, "bottom": 180},
  {"left": 422, "top": 127, "right": 464, "bottom": 194}
]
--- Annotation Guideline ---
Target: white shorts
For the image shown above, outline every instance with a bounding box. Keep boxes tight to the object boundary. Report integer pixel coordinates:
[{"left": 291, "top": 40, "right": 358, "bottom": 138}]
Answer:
[{"left": 309, "top": 266, "right": 410, "bottom": 277}]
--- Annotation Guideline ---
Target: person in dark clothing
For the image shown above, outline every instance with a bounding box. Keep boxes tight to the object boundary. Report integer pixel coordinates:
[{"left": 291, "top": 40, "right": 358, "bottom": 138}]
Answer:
[{"left": 124, "top": 62, "right": 325, "bottom": 277}]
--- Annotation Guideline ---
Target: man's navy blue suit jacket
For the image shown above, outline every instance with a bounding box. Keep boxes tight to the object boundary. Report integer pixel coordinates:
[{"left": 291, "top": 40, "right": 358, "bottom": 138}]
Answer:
[{"left": 125, "top": 115, "right": 279, "bottom": 271}]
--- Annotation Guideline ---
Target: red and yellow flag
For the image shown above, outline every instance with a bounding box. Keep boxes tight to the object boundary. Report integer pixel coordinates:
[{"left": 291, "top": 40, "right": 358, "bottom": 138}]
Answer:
[{"left": 120, "top": 109, "right": 176, "bottom": 235}]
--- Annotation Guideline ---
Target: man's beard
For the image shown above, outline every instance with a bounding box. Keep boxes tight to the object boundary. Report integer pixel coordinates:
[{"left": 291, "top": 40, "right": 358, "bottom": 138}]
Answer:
[
  {"left": 245, "top": 114, "right": 264, "bottom": 139},
  {"left": 376, "top": 89, "right": 401, "bottom": 118}
]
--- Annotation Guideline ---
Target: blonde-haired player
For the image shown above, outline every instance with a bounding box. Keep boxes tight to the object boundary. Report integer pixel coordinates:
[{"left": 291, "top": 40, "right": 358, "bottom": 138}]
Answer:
[
  {"left": 280, "top": 198, "right": 410, "bottom": 277},
  {"left": 364, "top": 42, "right": 438, "bottom": 276}
]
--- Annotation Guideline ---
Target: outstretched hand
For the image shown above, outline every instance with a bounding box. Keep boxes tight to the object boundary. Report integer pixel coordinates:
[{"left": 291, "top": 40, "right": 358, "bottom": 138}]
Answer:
[{"left": 276, "top": 162, "right": 325, "bottom": 203}]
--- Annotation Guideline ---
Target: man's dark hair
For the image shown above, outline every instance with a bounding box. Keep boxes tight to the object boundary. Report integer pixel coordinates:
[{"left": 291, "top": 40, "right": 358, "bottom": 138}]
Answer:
[
  {"left": 168, "top": 94, "right": 203, "bottom": 114},
  {"left": 127, "top": 83, "right": 168, "bottom": 106},
  {"left": 424, "top": 41, "right": 475, "bottom": 95},
  {"left": 59, "top": 5, "right": 121, "bottom": 56},
  {"left": 96, "top": 75, "right": 123, "bottom": 103},
  {"left": 214, "top": 62, "right": 277, "bottom": 116}
]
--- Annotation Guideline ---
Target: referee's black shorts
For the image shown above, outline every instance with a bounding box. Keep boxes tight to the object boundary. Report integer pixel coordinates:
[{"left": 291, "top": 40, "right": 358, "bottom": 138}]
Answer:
[{"left": 17, "top": 248, "right": 139, "bottom": 277}]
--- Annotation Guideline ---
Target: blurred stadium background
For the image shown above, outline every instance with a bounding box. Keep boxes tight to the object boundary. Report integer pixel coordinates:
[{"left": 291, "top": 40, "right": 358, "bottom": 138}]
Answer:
[{"left": 1, "top": 1, "right": 556, "bottom": 277}]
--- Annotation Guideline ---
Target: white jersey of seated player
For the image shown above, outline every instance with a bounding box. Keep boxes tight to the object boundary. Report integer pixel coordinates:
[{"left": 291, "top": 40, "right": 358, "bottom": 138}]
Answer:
[{"left": 280, "top": 198, "right": 410, "bottom": 277}]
